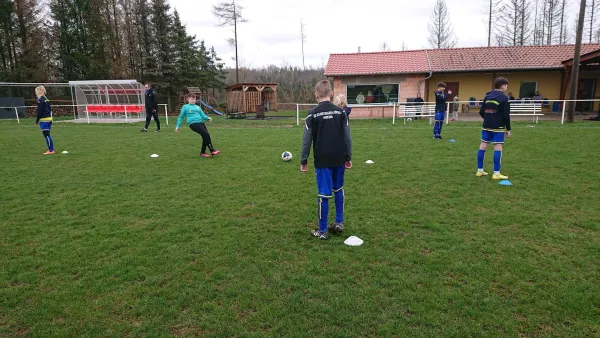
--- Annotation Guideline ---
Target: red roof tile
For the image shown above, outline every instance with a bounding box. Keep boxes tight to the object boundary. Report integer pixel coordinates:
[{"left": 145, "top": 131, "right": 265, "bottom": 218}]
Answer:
[{"left": 324, "top": 44, "right": 600, "bottom": 76}]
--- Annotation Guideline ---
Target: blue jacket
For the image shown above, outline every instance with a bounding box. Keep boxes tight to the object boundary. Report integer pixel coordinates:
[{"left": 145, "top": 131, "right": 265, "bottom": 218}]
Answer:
[
  {"left": 480, "top": 90, "right": 511, "bottom": 131},
  {"left": 36, "top": 96, "right": 52, "bottom": 123}
]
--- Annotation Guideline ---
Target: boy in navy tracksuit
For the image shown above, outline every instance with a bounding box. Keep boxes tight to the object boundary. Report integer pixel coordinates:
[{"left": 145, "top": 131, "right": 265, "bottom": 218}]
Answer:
[
  {"left": 35, "top": 86, "right": 55, "bottom": 155},
  {"left": 476, "top": 77, "right": 512, "bottom": 180},
  {"left": 301, "top": 80, "right": 352, "bottom": 240},
  {"left": 433, "top": 82, "right": 452, "bottom": 139}
]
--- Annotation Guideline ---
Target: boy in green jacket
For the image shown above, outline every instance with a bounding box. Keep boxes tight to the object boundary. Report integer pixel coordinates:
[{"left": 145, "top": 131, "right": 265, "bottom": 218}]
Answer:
[{"left": 176, "top": 94, "right": 220, "bottom": 157}]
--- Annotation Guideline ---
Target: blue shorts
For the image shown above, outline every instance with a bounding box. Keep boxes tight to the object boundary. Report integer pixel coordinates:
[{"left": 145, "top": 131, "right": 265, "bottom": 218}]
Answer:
[
  {"left": 434, "top": 111, "right": 445, "bottom": 121},
  {"left": 40, "top": 121, "right": 52, "bottom": 131},
  {"left": 316, "top": 165, "right": 345, "bottom": 198},
  {"left": 481, "top": 129, "right": 505, "bottom": 144}
]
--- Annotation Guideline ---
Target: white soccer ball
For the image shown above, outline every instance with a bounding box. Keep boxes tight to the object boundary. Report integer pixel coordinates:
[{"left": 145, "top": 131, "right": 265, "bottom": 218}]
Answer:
[
  {"left": 281, "top": 151, "right": 293, "bottom": 162},
  {"left": 407, "top": 117, "right": 413, "bottom": 122}
]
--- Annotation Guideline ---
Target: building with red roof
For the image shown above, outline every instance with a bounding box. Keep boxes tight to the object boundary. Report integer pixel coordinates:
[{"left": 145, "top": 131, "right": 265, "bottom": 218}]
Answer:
[{"left": 325, "top": 44, "right": 600, "bottom": 118}]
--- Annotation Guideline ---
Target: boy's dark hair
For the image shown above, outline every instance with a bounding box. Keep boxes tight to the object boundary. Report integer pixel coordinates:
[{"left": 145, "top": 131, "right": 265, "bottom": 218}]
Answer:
[
  {"left": 437, "top": 82, "right": 447, "bottom": 89},
  {"left": 494, "top": 77, "right": 509, "bottom": 89},
  {"left": 185, "top": 93, "right": 196, "bottom": 100}
]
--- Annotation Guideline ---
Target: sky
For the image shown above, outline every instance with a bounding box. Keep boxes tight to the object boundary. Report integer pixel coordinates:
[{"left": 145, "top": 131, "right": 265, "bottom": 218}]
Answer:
[{"left": 170, "top": 0, "right": 576, "bottom": 69}]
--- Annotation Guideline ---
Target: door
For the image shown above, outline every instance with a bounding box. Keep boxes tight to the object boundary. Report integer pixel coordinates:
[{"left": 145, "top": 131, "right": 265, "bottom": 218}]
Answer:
[
  {"left": 445, "top": 82, "right": 460, "bottom": 113},
  {"left": 577, "top": 79, "right": 596, "bottom": 112}
]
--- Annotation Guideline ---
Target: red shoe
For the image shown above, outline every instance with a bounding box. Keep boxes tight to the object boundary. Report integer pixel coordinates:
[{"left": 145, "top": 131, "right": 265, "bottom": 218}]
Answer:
[
  {"left": 211, "top": 150, "right": 220, "bottom": 156},
  {"left": 43, "top": 150, "right": 55, "bottom": 155},
  {"left": 201, "top": 153, "right": 210, "bottom": 158}
]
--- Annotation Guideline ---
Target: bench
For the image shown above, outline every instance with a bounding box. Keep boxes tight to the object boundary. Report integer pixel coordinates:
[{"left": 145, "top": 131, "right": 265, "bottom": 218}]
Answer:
[
  {"left": 394, "top": 104, "right": 436, "bottom": 125},
  {"left": 86, "top": 105, "right": 144, "bottom": 119},
  {"left": 226, "top": 108, "right": 246, "bottom": 119},
  {"left": 510, "top": 102, "right": 543, "bottom": 123}
]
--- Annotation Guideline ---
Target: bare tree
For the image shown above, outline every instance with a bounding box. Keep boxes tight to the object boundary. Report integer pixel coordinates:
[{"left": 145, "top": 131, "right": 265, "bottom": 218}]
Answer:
[
  {"left": 427, "top": 0, "right": 458, "bottom": 48},
  {"left": 544, "top": 0, "right": 562, "bottom": 44},
  {"left": 558, "top": 0, "right": 569, "bottom": 44},
  {"left": 401, "top": 41, "right": 408, "bottom": 50},
  {"left": 300, "top": 20, "right": 306, "bottom": 70},
  {"left": 380, "top": 41, "right": 390, "bottom": 51},
  {"left": 567, "top": 0, "right": 586, "bottom": 123},
  {"left": 486, "top": 0, "right": 503, "bottom": 46},
  {"left": 212, "top": 0, "right": 246, "bottom": 83},
  {"left": 586, "top": 0, "right": 599, "bottom": 42},
  {"left": 498, "top": 0, "right": 532, "bottom": 46}
]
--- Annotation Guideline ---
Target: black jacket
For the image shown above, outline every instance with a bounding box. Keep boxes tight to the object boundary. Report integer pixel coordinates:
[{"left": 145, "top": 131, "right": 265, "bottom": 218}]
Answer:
[
  {"left": 480, "top": 90, "right": 511, "bottom": 131},
  {"left": 301, "top": 101, "right": 352, "bottom": 168},
  {"left": 434, "top": 91, "right": 449, "bottom": 112},
  {"left": 145, "top": 89, "right": 158, "bottom": 111}
]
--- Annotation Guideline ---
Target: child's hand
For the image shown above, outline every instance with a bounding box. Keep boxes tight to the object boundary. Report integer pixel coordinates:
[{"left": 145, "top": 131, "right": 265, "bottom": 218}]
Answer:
[
  {"left": 175, "top": 128, "right": 179, "bottom": 134},
  {"left": 300, "top": 164, "right": 308, "bottom": 172},
  {"left": 208, "top": 117, "right": 212, "bottom": 121},
  {"left": 345, "top": 161, "right": 352, "bottom": 169},
  {"left": 506, "top": 131, "right": 511, "bottom": 138},
  {"left": 448, "top": 90, "right": 452, "bottom": 95}
]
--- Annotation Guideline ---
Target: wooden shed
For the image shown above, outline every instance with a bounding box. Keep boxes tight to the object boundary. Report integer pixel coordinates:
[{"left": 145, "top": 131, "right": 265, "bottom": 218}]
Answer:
[{"left": 226, "top": 83, "right": 278, "bottom": 113}]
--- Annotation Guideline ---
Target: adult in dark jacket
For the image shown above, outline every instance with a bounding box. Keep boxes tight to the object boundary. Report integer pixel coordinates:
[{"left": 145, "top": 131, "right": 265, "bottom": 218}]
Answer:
[{"left": 141, "top": 84, "right": 161, "bottom": 132}]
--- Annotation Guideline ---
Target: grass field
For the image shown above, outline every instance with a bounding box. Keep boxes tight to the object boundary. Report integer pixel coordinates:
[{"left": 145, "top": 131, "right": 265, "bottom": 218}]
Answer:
[{"left": 1, "top": 117, "right": 599, "bottom": 336}]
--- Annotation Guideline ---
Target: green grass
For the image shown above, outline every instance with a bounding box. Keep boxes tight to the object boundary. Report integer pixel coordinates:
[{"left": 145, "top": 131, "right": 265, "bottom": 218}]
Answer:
[{"left": 1, "top": 117, "right": 599, "bottom": 336}]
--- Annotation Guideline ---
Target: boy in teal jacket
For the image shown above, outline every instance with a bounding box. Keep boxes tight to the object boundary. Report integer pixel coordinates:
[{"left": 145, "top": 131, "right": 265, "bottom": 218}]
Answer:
[{"left": 176, "top": 94, "right": 220, "bottom": 157}]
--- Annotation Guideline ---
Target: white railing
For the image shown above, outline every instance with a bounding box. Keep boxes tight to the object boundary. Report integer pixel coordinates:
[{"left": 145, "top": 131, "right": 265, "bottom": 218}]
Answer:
[
  {"left": 0, "top": 103, "right": 169, "bottom": 125},
  {"left": 390, "top": 99, "right": 599, "bottom": 125}
]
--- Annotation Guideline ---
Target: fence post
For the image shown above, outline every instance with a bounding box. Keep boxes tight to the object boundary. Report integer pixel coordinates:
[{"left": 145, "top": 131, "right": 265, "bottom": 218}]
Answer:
[
  {"left": 561, "top": 101, "right": 566, "bottom": 125},
  {"left": 446, "top": 102, "right": 450, "bottom": 125},
  {"left": 296, "top": 104, "right": 300, "bottom": 126},
  {"left": 14, "top": 107, "right": 20, "bottom": 124},
  {"left": 125, "top": 105, "right": 128, "bottom": 123},
  {"left": 86, "top": 106, "right": 90, "bottom": 124},
  {"left": 392, "top": 103, "right": 396, "bottom": 125},
  {"left": 164, "top": 104, "right": 168, "bottom": 125}
]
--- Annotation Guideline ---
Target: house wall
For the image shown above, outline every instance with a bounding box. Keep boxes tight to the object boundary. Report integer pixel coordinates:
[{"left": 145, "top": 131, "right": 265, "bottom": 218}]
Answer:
[
  {"left": 331, "top": 69, "right": 600, "bottom": 118},
  {"left": 332, "top": 74, "right": 425, "bottom": 118},
  {"left": 427, "top": 70, "right": 568, "bottom": 102}
]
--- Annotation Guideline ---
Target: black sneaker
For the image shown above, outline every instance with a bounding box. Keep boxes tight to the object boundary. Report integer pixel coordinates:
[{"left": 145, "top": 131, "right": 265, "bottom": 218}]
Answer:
[
  {"left": 311, "top": 229, "right": 328, "bottom": 240},
  {"left": 155, "top": 129, "right": 161, "bottom": 132},
  {"left": 328, "top": 222, "right": 344, "bottom": 235},
  {"left": 140, "top": 128, "right": 148, "bottom": 132}
]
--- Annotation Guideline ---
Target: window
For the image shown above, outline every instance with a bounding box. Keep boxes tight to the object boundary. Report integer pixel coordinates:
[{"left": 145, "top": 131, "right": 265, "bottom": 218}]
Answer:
[
  {"left": 346, "top": 84, "right": 399, "bottom": 105},
  {"left": 519, "top": 81, "right": 537, "bottom": 99}
]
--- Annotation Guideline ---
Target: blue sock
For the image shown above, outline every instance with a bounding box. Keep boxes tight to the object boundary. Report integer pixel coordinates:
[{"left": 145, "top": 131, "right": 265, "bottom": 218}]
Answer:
[
  {"left": 318, "top": 197, "right": 329, "bottom": 233},
  {"left": 477, "top": 149, "right": 485, "bottom": 170},
  {"left": 494, "top": 150, "right": 502, "bottom": 172},
  {"left": 334, "top": 189, "right": 344, "bottom": 223}
]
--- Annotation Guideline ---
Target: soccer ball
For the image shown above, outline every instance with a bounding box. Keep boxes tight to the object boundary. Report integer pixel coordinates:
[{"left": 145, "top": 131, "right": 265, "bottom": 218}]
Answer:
[
  {"left": 407, "top": 117, "right": 413, "bottom": 122},
  {"left": 282, "top": 151, "right": 293, "bottom": 162}
]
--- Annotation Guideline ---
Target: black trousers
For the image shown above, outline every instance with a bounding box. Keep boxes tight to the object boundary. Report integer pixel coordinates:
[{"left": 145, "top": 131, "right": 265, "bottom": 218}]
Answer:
[
  {"left": 189, "top": 123, "right": 214, "bottom": 154},
  {"left": 145, "top": 109, "right": 160, "bottom": 130}
]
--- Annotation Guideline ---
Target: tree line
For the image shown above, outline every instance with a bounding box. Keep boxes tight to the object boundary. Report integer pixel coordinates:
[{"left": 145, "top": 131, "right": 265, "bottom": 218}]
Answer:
[
  {"left": 0, "top": 0, "right": 227, "bottom": 108},
  {"left": 428, "top": 0, "right": 600, "bottom": 48}
]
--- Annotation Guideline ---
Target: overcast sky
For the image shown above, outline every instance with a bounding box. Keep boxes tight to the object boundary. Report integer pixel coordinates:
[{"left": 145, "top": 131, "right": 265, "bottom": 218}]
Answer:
[{"left": 170, "top": 0, "right": 577, "bottom": 68}]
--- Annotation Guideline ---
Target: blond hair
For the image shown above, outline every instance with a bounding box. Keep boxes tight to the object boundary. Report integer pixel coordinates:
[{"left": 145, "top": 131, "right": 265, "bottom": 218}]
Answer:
[
  {"left": 314, "top": 80, "right": 332, "bottom": 100},
  {"left": 333, "top": 94, "right": 348, "bottom": 108},
  {"left": 35, "top": 85, "right": 46, "bottom": 98}
]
